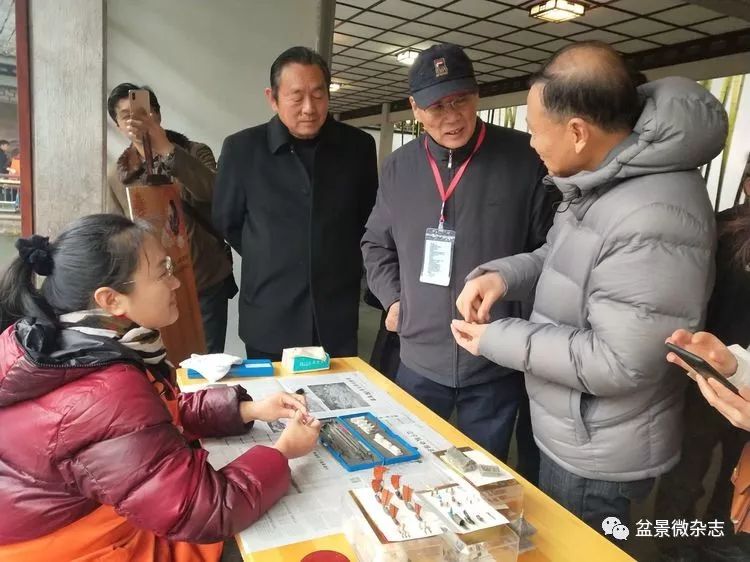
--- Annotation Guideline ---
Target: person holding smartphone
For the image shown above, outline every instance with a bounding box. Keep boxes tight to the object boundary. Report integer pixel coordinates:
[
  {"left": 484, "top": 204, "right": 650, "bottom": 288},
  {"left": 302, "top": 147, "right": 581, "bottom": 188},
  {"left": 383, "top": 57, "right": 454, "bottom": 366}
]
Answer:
[
  {"left": 666, "top": 329, "right": 750, "bottom": 431},
  {"left": 106, "top": 83, "right": 237, "bottom": 355},
  {"left": 656, "top": 176, "right": 750, "bottom": 561},
  {"left": 664, "top": 331, "right": 750, "bottom": 554}
]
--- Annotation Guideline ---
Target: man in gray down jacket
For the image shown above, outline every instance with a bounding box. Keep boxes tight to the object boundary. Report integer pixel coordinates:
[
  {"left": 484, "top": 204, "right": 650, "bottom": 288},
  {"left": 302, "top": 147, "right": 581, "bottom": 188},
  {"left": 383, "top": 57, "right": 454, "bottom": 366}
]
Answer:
[{"left": 452, "top": 41, "right": 726, "bottom": 535}]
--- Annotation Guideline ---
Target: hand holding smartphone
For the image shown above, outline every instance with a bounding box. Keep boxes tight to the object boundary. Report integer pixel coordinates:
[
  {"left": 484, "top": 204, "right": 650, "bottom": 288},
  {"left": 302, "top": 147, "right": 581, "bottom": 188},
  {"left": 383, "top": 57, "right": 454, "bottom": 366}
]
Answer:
[
  {"left": 128, "top": 89, "right": 151, "bottom": 119},
  {"left": 127, "top": 89, "right": 155, "bottom": 172},
  {"left": 666, "top": 342, "right": 740, "bottom": 395}
]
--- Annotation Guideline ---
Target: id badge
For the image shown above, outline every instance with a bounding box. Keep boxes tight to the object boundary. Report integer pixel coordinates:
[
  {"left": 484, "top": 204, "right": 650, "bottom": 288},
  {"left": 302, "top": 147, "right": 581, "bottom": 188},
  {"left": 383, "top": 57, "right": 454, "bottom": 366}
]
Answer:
[{"left": 419, "top": 227, "right": 456, "bottom": 286}]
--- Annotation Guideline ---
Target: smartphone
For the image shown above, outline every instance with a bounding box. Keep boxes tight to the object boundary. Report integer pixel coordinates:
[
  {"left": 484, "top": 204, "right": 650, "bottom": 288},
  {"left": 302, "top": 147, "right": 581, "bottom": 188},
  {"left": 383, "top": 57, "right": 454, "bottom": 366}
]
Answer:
[
  {"left": 128, "top": 89, "right": 151, "bottom": 118},
  {"left": 666, "top": 342, "right": 740, "bottom": 395}
]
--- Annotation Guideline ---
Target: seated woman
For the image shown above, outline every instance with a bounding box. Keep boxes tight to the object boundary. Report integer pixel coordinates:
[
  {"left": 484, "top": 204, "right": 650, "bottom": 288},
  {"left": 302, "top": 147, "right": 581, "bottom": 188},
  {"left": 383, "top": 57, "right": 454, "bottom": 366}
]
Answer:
[{"left": 0, "top": 214, "right": 321, "bottom": 562}]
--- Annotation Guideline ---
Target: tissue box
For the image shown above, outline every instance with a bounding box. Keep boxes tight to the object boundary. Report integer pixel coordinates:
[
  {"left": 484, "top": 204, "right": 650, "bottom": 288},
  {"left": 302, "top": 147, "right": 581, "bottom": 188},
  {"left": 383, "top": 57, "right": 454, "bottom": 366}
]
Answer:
[{"left": 282, "top": 346, "right": 331, "bottom": 373}]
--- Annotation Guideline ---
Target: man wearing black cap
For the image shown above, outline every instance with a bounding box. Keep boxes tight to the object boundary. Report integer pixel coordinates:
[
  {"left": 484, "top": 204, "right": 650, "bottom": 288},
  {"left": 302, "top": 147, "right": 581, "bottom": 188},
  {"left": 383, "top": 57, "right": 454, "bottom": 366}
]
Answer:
[{"left": 362, "top": 44, "right": 557, "bottom": 471}]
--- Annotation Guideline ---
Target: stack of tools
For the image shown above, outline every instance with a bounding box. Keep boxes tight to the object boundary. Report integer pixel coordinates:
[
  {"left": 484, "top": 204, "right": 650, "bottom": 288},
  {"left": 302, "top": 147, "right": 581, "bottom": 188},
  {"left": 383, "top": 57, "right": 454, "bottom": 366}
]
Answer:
[{"left": 318, "top": 413, "right": 420, "bottom": 471}]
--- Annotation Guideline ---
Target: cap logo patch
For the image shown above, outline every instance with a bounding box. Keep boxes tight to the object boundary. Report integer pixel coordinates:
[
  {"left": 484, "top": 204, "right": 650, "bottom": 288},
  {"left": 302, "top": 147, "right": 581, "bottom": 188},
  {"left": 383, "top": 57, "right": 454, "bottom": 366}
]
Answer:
[{"left": 434, "top": 58, "right": 448, "bottom": 77}]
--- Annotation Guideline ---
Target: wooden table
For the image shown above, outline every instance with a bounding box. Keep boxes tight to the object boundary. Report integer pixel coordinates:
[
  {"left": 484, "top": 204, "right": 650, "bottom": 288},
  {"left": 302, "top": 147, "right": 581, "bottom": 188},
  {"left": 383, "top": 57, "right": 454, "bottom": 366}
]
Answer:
[{"left": 178, "top": 357, "right": 634, "bottom": 562}]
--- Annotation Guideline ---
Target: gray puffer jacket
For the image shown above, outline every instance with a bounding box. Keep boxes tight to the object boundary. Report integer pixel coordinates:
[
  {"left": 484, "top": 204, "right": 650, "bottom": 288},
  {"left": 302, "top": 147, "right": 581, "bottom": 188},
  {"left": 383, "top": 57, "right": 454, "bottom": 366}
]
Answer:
[{"left": 473, "top": 77, "right": 727, "bottom": 481}]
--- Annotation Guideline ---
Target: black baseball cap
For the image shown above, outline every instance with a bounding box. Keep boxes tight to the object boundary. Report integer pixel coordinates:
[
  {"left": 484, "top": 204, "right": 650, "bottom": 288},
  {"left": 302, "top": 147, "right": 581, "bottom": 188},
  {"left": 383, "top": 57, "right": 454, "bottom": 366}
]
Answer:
[{"left": 408, "top": 44, "right": 478, "bottom": 109}]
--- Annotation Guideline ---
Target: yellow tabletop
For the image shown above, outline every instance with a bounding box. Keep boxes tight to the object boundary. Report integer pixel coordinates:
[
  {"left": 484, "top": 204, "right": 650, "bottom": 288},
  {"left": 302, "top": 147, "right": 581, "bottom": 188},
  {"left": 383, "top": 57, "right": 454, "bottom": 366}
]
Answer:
[{"left": 178, "top": 357, "right": 634, "bottom": 562}]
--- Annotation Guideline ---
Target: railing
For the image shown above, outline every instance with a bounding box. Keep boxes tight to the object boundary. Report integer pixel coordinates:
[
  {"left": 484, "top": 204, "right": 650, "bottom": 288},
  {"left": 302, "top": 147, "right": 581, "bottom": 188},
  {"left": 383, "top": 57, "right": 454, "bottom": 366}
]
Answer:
[{"left": 0, "top": 176, "right": 20, "bottom": 214}]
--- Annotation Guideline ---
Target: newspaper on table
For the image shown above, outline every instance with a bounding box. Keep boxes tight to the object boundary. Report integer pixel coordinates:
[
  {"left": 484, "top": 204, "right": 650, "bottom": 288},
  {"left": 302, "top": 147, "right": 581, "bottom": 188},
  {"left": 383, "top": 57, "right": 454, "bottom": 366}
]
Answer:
[{"left": 195, "top": 371, "right": 453, "bottom": 553}]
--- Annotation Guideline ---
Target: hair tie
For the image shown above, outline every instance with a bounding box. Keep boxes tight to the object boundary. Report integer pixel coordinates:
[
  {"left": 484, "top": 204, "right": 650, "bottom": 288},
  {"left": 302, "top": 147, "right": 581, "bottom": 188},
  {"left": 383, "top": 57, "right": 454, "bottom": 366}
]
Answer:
[{"left": 15, "top": 235, "right": 53, "bottom": 276}]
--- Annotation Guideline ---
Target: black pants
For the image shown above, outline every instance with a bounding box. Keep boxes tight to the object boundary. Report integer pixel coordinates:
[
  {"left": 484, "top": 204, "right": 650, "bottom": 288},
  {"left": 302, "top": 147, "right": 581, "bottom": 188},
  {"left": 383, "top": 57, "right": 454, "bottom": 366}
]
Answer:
[
  {"left": 516, "top": 382, "right": 540, "bottom": 486},
  {"left": 395, "top": 362, "right": 524, "bottom": 463},
  {"left": 244, "top": 346, "right": 282, "bottom": 362},
  {"left": 219, "top": 540, "right": 243, "bottom": 562},
  {"left": 245, "top": 321, "right": 322, "bottom": 362},
  {"left": 198, "top": 276, "right": 233, "bottom": 354}
]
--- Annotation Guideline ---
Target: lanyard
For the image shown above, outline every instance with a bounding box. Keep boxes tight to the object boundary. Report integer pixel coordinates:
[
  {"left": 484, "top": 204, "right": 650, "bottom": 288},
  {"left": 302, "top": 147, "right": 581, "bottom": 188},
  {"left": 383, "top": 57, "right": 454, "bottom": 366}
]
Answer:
[{"left": 424, "top": 121, "right": 486, "bottom": 229}]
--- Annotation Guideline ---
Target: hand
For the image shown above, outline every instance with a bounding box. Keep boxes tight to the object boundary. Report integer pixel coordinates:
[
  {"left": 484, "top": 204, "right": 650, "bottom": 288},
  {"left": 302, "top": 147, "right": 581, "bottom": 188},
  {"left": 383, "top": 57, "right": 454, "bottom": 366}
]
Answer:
[
  {"left": 240, "top": 392, "right": 307, "bottom": 423},
  {"left": 385, "top": 301, "right": 400, "bottom": 332},
  {"left": 696, "top": 375, "right": 750, "bottom": 432},
  {"left": 450, "top": 319, "right": 488, "bottom": 356},
  {"left": 456, "top": 273, "right": 506, "bottom": 323},
  {"left": 126, "top": 109, "right": 174, "bottom": 157},
  {"left": 666, "top": 329, "right": 737, "bottom": 380},
  {"left": 273, "top": 410, "right": 322, "bottom": 459}
]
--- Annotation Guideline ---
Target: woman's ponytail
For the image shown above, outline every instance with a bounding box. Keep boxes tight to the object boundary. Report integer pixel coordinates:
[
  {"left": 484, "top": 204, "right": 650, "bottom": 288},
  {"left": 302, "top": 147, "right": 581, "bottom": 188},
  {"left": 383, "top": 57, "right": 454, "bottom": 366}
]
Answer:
[{"left": 0, "top": 235, "right": 56, "bottom": 331}]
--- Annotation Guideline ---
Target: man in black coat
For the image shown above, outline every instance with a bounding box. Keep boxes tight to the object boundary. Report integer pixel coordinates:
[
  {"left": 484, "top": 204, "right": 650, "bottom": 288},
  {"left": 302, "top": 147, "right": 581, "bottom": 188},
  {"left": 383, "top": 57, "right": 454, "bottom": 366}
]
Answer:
[{"left": 213, "top": 46, "right": 378, "bottom": 361}]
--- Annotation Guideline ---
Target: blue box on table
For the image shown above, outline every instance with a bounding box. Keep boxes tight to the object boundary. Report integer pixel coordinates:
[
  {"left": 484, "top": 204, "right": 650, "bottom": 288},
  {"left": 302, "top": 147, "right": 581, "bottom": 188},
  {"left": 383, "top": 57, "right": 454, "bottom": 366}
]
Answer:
[
  {"left": 320, "top": 412, "right": 420, "bottom": 472},
  {"left": 186, "top": 359, "right": 274, "bottom": 379}
]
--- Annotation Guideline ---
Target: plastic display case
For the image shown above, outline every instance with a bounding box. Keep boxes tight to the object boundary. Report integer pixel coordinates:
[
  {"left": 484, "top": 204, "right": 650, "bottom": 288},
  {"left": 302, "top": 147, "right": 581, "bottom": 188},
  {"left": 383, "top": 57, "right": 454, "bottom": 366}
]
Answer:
[
  {"left": 441, "top": 526, "right": 520, "bottom": 562},
  {"left": 342, "top": 488, "right": 520, "bottom": 562},
  {"left": 343, "top": 490, "right": 443, "bottom": 562},
  {"left": 434, "top": 447, "right": 524, "bottom": 524}
]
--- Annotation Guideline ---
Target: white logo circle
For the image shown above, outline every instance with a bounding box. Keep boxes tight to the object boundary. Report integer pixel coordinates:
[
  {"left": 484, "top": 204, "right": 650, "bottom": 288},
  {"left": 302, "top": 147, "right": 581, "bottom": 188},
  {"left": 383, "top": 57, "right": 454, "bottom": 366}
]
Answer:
[
  {"left": 602, "top": 516, "right": 622, "bottom": 536},
  {"left": 612, "top": 524, "right": 630, "bottom": 541}
]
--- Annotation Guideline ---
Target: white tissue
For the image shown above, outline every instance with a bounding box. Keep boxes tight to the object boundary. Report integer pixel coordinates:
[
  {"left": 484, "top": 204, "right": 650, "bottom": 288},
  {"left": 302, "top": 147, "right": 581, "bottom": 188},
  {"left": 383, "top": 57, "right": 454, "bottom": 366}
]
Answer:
[
  {"left": 180, "top": 353, "right": 243, "bottom": 383},
  {"left": 283, "top": 346, "right": 327, "bottom": 361}
]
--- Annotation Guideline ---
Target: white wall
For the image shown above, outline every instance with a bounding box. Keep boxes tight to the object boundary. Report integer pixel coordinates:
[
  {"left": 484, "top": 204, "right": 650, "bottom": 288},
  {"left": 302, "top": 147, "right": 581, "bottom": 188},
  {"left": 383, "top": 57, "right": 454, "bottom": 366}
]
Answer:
[
  {"left": 107, "top": 0, "right": 319, "bottom": 161},
  {"left": 106, "top": 0, "right": 320, "bottom": 356}
]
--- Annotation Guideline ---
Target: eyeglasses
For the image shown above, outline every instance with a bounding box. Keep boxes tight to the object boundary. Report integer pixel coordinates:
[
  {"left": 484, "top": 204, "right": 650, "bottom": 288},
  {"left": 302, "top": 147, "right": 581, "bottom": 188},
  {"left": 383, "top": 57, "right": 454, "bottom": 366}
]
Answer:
[
  {"left": 422, "top": 94, "right": 474, "bottom": 118},
  {"left": 120, "top": 256, "right": 174, "bottom": 286}
]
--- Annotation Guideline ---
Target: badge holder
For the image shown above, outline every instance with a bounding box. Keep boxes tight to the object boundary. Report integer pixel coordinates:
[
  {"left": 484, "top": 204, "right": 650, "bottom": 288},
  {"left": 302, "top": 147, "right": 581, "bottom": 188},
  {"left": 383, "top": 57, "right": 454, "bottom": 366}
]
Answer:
[{"left": 420, "top": 205, "right": 456, "bottom": 287}]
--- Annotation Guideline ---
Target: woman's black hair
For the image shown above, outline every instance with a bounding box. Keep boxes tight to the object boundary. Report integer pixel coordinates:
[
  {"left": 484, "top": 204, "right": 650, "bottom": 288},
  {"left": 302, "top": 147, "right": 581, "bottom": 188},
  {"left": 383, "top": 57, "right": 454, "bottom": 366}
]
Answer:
[
  {"left": 0, "top": 214, "right": 153, "bottom": 331},
  {"left": 722, "top": 202, "right": 750, "bottom": 268}
]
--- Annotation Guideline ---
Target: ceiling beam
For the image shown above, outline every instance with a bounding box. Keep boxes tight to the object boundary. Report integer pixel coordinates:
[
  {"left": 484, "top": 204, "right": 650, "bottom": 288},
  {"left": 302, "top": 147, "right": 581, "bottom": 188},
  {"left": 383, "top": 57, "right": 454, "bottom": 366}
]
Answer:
[
  {"left": 686, "top": 0, "right": 750, "bottom": 21},
  {"left": 316, "top": 0, "right": 336, "bottom": 67},
  {"left": 343, "top": 50, "right": 750, "bottom": 127},
  {"left": 339, "top": 29, "right": 750, "bottom": 122}
]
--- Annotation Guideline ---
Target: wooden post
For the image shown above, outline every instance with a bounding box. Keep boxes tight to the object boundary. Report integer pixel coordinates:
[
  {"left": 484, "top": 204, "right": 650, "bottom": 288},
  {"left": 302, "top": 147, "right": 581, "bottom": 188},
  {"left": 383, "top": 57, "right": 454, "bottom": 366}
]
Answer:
[{"left": 126, "top": 182, "right": 206, "bottom": 367}]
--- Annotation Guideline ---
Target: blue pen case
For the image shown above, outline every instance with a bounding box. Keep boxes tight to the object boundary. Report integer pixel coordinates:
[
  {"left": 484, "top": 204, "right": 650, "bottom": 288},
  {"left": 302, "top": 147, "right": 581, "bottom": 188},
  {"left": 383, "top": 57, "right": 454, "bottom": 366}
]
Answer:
[
  {"left": 319, "top": 412, "right": 420, "bottom": 472},
  {"left": 187, "top": 359, "right": 274, "bottom": 379}
]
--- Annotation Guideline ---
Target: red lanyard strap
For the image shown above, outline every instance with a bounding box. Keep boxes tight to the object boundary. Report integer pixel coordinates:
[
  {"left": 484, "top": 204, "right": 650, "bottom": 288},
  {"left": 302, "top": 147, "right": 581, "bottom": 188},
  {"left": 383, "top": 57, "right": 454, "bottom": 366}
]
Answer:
[{"left": 424, "top": 121, "right": 487, "bottom": 225}]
